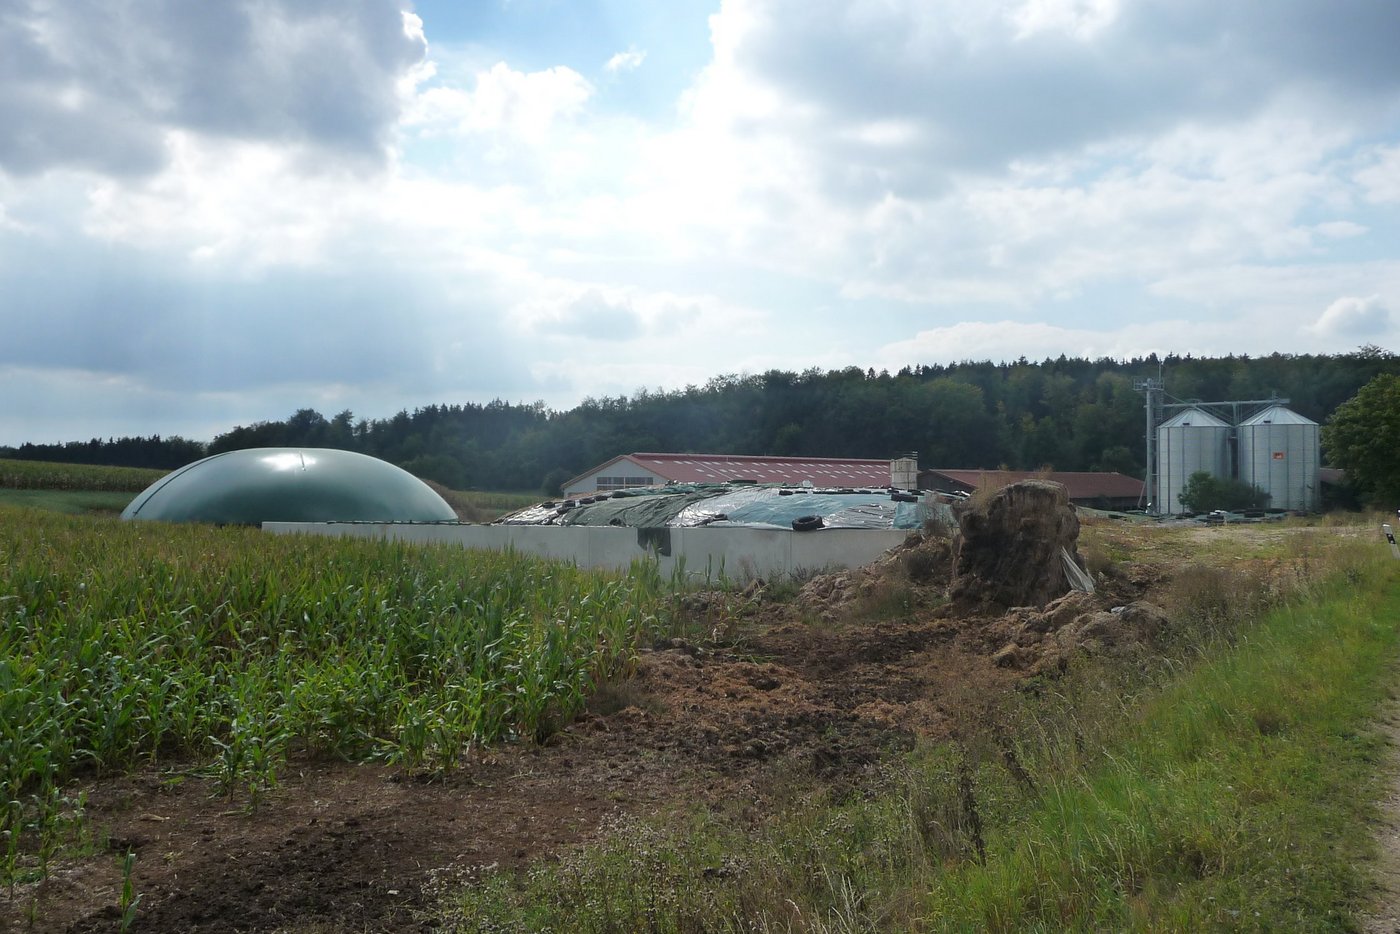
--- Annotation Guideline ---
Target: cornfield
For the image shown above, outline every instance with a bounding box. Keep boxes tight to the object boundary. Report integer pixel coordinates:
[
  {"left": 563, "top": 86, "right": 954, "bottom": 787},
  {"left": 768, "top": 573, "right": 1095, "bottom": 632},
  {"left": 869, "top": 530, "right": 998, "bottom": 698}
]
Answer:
[
  {"left": 0, "top": 458, "right": 168, "bottom": 493},
  {"left": 0, "top": 505, "right": 672, "bottom": 886}
]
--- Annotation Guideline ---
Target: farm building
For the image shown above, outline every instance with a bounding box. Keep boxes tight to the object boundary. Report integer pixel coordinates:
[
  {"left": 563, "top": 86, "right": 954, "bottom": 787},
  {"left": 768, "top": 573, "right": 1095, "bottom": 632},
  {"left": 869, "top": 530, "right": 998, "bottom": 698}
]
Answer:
[
  {"left": 122, "top": 448, "right": 458, "bottom": 525},
  {"left": 561, "top": 453, "right": 919, "bottom": 497},
  {"left": 918, "top": 469, "right": 1145, "bottom": 511}
]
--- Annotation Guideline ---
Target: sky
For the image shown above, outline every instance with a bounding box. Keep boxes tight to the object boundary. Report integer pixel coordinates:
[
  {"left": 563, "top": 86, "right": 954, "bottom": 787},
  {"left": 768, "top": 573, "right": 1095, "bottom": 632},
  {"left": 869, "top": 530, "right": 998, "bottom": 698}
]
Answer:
[{"left": 2, "top": 0, "right": 1399, "bottom": 446}]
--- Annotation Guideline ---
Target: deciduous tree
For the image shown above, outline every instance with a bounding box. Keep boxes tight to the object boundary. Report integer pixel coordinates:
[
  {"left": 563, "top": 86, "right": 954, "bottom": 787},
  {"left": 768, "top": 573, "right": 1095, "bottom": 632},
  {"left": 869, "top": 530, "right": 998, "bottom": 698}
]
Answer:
[{"left": 1321, "top": 373, "right": 1400, "bottom": 507}]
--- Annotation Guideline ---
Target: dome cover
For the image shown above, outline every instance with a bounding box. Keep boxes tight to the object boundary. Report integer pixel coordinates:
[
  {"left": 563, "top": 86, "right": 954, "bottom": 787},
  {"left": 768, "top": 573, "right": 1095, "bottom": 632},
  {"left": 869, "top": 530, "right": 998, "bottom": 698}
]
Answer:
[{"left": 121, "top": 448, "right": 458, "bottom": 525}]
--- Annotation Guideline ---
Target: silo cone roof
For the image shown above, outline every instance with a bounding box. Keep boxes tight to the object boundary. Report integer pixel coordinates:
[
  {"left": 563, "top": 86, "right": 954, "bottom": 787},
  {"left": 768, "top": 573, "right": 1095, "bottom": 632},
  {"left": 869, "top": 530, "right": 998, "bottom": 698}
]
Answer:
[
  {"left": 1240, "top": 405, "right": 1317, "bottom": 426},
  {"left": 121, "top": 448, "right": 458, "bottom": 525},
  {"left": 1159, "top": 407, "right": 1229, "bottom": 428}
]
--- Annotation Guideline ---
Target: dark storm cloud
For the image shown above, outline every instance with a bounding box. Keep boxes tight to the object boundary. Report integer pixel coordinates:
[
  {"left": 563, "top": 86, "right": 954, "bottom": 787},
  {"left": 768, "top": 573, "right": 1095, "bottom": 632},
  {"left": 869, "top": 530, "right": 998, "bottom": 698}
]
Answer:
[
  {"left": 725, "top": 0, "right": 1400, "bottom": 196},
  {"left": 0, "top": 0, "right": 425, "bottom": 177}
]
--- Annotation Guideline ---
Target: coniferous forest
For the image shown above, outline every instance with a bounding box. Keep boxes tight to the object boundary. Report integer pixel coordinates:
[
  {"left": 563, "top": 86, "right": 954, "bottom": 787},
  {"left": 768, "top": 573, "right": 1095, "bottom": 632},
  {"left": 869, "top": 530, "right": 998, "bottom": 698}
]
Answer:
[{"left": 5, "top": 350, "right": 1398, "bottom": 493}]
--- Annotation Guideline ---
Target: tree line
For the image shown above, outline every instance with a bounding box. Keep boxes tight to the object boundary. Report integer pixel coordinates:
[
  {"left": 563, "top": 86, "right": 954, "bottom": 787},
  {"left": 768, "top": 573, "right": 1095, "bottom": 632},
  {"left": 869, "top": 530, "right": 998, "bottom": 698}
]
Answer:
[
  {"left": 5, "top": 349, "right": 1398, "bottom": 496},
  {"left": 0, "top": 434, "right": 207, "bottom": 471}
]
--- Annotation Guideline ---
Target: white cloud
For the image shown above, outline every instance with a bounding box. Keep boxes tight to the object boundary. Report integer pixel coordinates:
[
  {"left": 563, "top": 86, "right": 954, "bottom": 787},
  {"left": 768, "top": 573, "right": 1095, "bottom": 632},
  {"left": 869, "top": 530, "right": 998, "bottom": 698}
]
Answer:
[
  {"left": 1314, "top": 221, "right": 1368, "bottom": 240},
  {"left": 508, "top": 277, "right": 759, "bottom": 341},
  {"left": 404, "top": 62, "right": 593, "bottom": 141},
  {"left": 1357, "top": 145, "right": 1400, "bottom": 204},
  {"left": 604, "top": 47, "right": 647, "bottom": 74},
  {"left": 78, "top": 133, "right": 348, "bottom": 267},
  {"left": 1008, "top": 0, "right": 1122, "bottom": 41},
  {"left": 693, "top": 0, "right": 1400, "bottom": 189},
  {"left": 873, "top": 319, "right": 1206, "bottom": 370},
  {"left": 1311, "top": 295, "right": 1392, "bottom": 337},
  {"left": 647, "top": 4, "right": 1387, "bottom": 316},
  {"left": 4, "top": 0, "right": 1400, "bottom": 445},
  {"left": 1151, "top": 261, "right": 1400, "bottom": 311}
]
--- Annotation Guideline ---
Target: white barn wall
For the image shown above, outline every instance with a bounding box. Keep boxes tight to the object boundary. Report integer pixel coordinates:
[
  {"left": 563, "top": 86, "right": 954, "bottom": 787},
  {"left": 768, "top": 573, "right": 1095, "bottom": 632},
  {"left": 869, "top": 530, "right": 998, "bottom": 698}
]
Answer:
[
  {"left": 563, "top": 456, "right": 664, "bottom": 497},
  {"left": 263, "top": 522, "right": 908, "bottom": 581}
]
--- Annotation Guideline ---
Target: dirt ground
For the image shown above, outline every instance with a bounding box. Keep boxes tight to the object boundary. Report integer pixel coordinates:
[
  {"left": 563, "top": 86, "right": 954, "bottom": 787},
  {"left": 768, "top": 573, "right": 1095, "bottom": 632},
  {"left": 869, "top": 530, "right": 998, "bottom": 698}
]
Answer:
[
  {"left": 1362, "top": 700, "right": 1400, "bottom": 934},
  {"left": 0, "top": 513, "right": 1346, "bottom": 933}
]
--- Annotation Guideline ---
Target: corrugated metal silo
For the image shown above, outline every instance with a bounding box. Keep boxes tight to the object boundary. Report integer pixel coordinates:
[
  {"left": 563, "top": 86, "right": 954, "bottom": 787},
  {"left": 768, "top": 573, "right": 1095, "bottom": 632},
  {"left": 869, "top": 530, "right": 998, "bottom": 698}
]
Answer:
[
  {"left": 1157, "top": 407, "right": 1230, "bottom": 514},
  {"left": 1236, "top": 405, "right": 1319, "bottom": 512}
]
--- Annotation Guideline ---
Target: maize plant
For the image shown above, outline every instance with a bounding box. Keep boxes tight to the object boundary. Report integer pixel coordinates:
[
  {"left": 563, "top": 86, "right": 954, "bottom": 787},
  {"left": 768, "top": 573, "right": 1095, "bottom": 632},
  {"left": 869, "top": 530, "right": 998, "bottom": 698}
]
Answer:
[{"left": 0, "top": 504, "right": 672, "bottom": 886}]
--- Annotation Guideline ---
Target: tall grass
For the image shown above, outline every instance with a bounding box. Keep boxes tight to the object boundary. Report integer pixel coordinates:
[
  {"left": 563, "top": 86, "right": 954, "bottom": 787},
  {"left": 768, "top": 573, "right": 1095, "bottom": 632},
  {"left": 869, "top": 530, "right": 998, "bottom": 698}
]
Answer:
[
  {"left": 915, "top": 550, "right": 1394, "bottom": 930},
  {"left": 441, "top": 531, "right": 1398, "bottom": 932},
  {"left": 0, "top": 505, "right": 672, "bottom": 888}
]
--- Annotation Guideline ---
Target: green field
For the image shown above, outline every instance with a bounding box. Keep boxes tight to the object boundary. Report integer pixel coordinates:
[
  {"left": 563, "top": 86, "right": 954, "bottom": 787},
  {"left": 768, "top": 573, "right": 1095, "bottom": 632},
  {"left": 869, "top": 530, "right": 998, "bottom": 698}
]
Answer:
[
  {"left": 429, "top": 486, "right": 544, "bottom": 522},
  {"left": 0, "top": 505, "right": 672, "bottom": 887},
  {"left": 5, "top": 459, "right": 1398, "bottom": 929},
  {"left": 0, "top": 489, "right": 134, "bottom": 515},
  {"left": 0, "top": 458, "right": 167, "bottom": 493}
]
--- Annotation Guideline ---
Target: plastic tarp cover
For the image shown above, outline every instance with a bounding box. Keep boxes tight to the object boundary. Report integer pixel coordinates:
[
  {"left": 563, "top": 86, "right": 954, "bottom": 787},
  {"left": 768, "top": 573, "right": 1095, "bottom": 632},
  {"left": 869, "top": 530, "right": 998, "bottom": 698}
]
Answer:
[
  {"left": 678, "top": 488, "right": 905, "bottom": 529},
  {"left": 498, "top": 484, "right": 938, "bottom": 530},
  {"left": 1061, "top": 546, "right": 1096, "bottom": 593},
  {"left": 499, "top": 486, "right": 720, "bottom": 527}
]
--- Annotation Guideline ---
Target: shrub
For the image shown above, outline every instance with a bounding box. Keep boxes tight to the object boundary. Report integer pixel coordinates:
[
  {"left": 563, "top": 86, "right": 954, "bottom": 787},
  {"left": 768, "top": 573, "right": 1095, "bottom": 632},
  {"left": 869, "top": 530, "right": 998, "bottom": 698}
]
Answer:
[{"left": 1178, "top": 471, "right": 1270, "bottom": 513}]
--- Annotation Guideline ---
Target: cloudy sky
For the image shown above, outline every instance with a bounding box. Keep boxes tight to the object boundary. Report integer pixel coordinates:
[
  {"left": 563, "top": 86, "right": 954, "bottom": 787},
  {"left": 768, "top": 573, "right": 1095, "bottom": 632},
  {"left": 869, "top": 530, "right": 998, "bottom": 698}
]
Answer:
[{"left": 3, "top": 0, "right": 1399, "bottom": 445}]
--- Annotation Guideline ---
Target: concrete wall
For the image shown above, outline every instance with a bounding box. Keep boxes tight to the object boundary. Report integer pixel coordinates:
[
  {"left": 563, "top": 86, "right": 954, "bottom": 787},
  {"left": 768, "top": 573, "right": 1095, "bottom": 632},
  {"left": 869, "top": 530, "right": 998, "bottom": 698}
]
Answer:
[{"left": 262, "top": 522, "right": 909, "bottom": 581}]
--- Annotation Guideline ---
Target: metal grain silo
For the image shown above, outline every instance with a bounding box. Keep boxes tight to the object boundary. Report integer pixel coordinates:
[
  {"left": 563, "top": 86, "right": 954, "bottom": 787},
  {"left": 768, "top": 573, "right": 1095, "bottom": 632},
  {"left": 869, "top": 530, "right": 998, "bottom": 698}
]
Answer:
[
  {"left": 1236, "top": 405, "right": 1319, "bottom": 512},
  {"left": 1157, "top": 407, "right": 1230, "bottom": 514}
]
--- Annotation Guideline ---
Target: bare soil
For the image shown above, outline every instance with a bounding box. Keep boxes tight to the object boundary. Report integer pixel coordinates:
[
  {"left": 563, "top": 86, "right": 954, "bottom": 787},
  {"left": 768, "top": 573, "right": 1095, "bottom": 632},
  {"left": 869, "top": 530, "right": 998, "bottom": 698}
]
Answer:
[
  {"left": 0, "top": 510, "right": 1333, "bottom": 933},
  {"left": 1, "top": 607, "right": 1032, "bottom": 933}
]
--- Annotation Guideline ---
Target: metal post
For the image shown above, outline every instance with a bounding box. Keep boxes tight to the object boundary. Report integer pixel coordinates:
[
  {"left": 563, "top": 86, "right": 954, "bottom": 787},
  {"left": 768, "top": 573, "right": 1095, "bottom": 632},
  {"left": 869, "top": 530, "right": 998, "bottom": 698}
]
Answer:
[{"left": 1134, "top": 377, "right": 1162, "bottom": 513}]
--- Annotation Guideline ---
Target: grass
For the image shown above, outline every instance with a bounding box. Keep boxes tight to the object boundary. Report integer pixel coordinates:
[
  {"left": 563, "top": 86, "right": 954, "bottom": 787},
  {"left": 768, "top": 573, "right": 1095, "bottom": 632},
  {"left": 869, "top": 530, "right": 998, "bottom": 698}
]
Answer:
[
  {"left": 0, "top": 505, "right": 675, "bottom": 889},
  {"left": 7, "top": 477, "right": 1393, "bottom": 927},
  {"left": 926, "top": 568, "right": 1394, "bottom": 929},
  {"left": 436, "top": 528, "right": 1398, "bottom": 932},
  {"left": 0, "top": 489, "right": 134, "bottom": 515}
]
